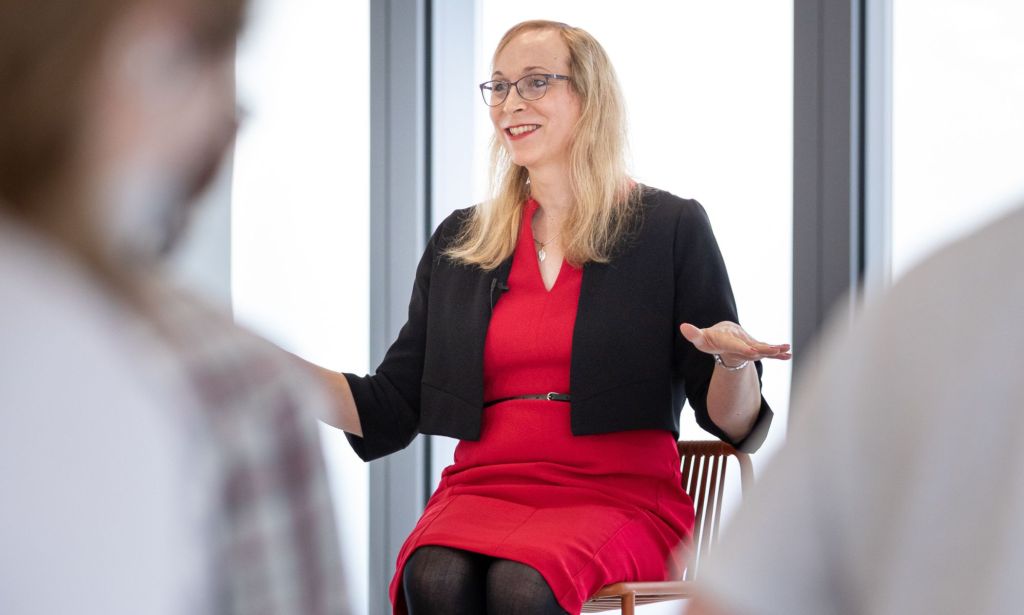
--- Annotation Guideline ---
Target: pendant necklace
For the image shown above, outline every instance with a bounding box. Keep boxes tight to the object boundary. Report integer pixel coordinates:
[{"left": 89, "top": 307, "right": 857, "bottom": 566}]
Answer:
[
  {"left": 530, "top": 203, "right": 560, "bottom": 262},
  {"left": 534, "top": 232, "right": 560, "bottom": 262}
]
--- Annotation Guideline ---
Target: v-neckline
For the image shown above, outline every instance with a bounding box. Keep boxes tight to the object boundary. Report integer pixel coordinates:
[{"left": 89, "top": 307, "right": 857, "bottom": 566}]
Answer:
[
  {"left": 538, "top": 255, "right": 566, "bottom": 293},
  {"left": 525, "top": 198, "right": 565, "bottom": 293}
]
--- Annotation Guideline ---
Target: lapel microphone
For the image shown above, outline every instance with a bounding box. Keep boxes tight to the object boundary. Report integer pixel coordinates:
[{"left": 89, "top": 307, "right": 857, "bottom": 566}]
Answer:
[{"left": 489, "top": 277, "right": 510, "bottom": 312}]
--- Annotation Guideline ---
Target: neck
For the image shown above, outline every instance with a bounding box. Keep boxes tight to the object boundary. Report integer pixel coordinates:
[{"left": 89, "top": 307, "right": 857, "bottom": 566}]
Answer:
[{"left": 527, "top": 162, "right": 573, "bottom": 221}]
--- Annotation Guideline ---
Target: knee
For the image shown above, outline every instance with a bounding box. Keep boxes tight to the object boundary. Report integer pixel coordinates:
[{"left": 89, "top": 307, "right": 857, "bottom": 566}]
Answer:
[
  {"left": 402, "top": 546, "right": 485, "bottom": 614},
  {"left": 485, "top": 559, "right": 565, "bottom": 615}
]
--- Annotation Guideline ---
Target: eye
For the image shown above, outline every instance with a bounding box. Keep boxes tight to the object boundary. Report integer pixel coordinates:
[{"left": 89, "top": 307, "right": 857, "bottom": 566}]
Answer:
[
  {"left": 530, "top": 77, "right": 548, "bottom": 88},
  {"left": 492, "top": 81, "right": 510, "bottom": 93}
]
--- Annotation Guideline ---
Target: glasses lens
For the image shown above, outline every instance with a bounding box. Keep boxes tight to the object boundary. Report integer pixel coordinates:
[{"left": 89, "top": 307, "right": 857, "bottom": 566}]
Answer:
[
  {"left": 480, "top": 81, "right": 509, "bottom": 106},
  {"left": 519, "top": 75, "right": 548, "bottom": 101}
]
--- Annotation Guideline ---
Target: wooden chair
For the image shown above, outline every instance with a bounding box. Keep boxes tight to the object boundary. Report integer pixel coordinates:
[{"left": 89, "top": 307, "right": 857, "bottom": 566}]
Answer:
[{"left": 581, "top": 440, "right": 753, "bottom": 615}]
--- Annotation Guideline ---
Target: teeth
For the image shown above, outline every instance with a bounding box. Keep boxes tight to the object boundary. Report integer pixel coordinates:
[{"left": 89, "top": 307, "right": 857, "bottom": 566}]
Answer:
[{"left": 508, "top": 124, "right": 539, "bottom": 136}]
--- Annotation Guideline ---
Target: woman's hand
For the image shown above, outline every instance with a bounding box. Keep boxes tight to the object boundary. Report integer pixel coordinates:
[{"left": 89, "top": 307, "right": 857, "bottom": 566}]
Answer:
[
  {"left": 679, "top": 321, "right": 791, "bottom": 366},
  {"left": 681, "top": 321, "right": 789, "bottom": 442}
]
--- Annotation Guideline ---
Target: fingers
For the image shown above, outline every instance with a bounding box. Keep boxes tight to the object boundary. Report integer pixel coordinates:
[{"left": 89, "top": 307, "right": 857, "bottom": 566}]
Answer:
[
  {"left": 700, "top": 322, "right": 757, "bottom": 358},
  {"left": 679, "top": 323, "right": 707, "bottom": 347},
  {"left": 724, "top": 323, "right": 790, "bottom": 360},
  {"left": 753, "top": 347, "right": 793, "bottom": 361},
  {"left": 721, "top": 336, "right": 761, "bottom": 359},
  {"left": 682, "top": 322, "right": 793, "bottom": 361},
  {"left": 748, "top": 342, "right": 792, "bottom": 358},
  {"left": 739, "top": 343, "right": 792, "bottom": 361}
]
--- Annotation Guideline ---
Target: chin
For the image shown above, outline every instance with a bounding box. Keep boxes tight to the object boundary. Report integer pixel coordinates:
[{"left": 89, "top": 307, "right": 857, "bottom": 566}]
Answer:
[{"left": 506, "top": 149, "right": 540, "bottom": 169}]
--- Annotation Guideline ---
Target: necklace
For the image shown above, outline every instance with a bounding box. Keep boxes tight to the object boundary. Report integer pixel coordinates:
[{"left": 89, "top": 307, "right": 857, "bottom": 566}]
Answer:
[
  {"left": 530, "top": 203, "right": 562, "bottom": 262},
  {"left": 533, "top": 232, "right": 560, "bottom": 262}
]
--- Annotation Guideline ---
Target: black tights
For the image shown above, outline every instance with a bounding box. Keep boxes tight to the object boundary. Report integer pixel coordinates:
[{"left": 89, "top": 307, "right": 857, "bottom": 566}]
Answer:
[{"left": 402, "top": 545, "right": 569, "bottom": 615}]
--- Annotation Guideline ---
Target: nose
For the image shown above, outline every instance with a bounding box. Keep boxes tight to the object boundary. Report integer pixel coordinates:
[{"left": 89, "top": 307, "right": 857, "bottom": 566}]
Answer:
[{"left": 501, "top": 86, "right": 526, "bottom": 114}]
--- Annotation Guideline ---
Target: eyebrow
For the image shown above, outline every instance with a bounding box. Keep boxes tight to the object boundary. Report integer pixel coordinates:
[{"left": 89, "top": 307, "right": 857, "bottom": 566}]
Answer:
[{"left": 491, "top": 66, "right": 552, "bottom": 78}]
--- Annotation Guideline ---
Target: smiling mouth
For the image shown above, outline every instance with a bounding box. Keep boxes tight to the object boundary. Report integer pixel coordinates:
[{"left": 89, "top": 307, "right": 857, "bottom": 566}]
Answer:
[{"left": 506, "top": 124, "right": 540, "bottom": 137}]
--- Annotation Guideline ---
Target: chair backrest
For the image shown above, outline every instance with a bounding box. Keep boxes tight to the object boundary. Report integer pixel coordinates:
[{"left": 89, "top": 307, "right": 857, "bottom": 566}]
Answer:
[{"left": 678, "top": 440, "right": 752, "bottom": 580}]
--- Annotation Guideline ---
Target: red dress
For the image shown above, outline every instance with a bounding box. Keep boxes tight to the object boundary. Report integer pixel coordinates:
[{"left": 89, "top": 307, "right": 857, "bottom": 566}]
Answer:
[{"left": 390, "top": 199, "right": 696, "bottom": 614}]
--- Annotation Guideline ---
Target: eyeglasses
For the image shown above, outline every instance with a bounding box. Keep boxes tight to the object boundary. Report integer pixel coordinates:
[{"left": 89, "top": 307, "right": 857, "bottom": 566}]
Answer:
[{"left": 478, "top": 73, "right": 571, "bottom": 107}]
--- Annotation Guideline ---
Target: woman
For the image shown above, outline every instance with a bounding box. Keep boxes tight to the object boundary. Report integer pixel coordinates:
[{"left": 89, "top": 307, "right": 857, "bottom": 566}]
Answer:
[
  {"left": 0, "top": 1, "right": 346, "bottom": 612},
  {"left": 323, "top": 19, "right": 789, "bottom": 615}
]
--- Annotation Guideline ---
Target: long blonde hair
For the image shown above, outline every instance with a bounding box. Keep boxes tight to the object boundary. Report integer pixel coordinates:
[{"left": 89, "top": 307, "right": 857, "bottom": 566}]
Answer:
[{"left": 446, "top": 20, "right": 640, "bottom": 269}]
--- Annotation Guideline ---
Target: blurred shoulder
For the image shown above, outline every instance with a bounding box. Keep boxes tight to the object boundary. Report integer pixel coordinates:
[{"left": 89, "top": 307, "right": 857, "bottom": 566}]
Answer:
[
  {"left": 0, "top": 221, "right": 191, "bottom": 410},
  {"left": 794, "top": 202, "right": 1024, "bottom": 438},
  {"left": 0, "top": 224, "right": 208, "bottom": 614},
  {"left": 881, "top": 202, "right": 1024, "bottom": 329}
]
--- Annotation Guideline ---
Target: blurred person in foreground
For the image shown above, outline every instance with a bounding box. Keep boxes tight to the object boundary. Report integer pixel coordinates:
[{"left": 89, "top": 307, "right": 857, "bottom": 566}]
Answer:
[
  {"left": 685, "top": 201, "right": 1024, "bottom": 615},
  {"left": 0, "top": 1, "right": 346, "bottom": 613}
]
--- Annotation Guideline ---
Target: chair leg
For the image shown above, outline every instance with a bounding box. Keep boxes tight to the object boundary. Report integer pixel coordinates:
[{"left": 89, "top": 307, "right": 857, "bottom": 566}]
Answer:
[{"left": 620, "top": 591, "right": 635, "bottom": 615}]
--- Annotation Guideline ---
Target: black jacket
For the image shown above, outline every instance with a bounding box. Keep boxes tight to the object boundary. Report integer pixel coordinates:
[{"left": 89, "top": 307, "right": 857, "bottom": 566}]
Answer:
[{"left": 345, "top": 187, "right": 772, "bottom": 461}]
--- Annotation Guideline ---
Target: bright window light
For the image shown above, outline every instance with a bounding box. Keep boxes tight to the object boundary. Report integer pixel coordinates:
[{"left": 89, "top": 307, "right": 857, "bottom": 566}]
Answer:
[
  {"left": 232, "top": 1, "right": 369, "bottom": 612},
  {"left": 893, "top": 0, "right": 1024, "bottom": 278}
]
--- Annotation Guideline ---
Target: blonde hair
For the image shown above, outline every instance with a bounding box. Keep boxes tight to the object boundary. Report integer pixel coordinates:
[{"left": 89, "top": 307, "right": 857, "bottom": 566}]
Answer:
[{"left": 446, "top": 20, "right": 640, "bottom": 269}]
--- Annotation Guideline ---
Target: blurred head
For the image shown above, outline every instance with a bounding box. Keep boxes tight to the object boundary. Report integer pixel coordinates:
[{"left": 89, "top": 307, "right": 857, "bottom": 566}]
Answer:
[
  {"left": 0, "top": 0, "right": 246, "bottom": 267},
  {"left": 449, "top": 20, "right": 636, "bottom": 269}
]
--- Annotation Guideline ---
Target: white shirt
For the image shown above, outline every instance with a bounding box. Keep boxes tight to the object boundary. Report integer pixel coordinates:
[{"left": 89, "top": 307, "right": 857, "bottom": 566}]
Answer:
[
  {"left": 0, "top": 222, "right": 212, "bottom": 615},
  {"left": 698, "top": 204, "right": 1024, "bottom": 615}
]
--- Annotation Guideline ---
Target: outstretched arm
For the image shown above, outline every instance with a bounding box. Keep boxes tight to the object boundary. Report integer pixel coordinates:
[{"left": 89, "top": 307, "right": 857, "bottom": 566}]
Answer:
[
  {"left": 680, "top": 321, "right": 790, "bottom": 442},
  {"left": 312, "top": 362, "right": 363, "bottom": 437},
  {"left": 283, "top": 353, "right": 363, "bottom": 436}
]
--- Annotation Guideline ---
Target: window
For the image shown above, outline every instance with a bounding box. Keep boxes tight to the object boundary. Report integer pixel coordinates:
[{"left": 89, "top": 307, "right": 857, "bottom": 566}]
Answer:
[
  {"left": 892, "top": 0, "right": 1024, "bottom": 278},
  {"left": 232, "top": 1, "right": 369, "bottom": 612}
]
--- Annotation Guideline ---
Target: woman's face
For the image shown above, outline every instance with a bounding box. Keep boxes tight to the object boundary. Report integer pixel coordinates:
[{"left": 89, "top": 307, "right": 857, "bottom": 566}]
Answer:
[{"left": 490, "top": 29, "right": 581, "bottom": 173}]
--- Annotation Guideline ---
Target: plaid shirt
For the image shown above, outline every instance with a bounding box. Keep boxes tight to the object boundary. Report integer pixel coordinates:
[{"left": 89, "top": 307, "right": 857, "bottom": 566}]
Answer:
[{"left": 154, "top": 283, "right": 349, "bottom": 615}]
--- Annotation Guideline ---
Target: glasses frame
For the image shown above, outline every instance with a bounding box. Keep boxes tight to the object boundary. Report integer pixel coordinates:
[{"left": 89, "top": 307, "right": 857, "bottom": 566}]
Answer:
[{"left": 478, "top": 73, "right": 572, "bottom": 107}]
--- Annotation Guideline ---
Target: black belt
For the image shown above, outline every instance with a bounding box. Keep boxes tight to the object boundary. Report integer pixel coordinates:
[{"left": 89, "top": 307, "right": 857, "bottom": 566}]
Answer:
[{"left": 483, "top": 392, "right": 571, "bottom": 408}]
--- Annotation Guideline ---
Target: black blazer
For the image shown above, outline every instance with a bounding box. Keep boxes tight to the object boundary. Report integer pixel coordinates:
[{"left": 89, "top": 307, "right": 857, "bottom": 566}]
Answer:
[{"left": 345, "top": 187, "right": 772, "bottom": 461}]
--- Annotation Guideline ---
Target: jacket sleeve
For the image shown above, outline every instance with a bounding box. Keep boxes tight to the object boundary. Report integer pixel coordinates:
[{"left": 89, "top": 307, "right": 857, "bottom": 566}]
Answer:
[
  {"left": 343, "top": 224, "right": 446, "bottom": 461},
  {"left": 672, "top": 200, "right": 773, "bottom": 453}
]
